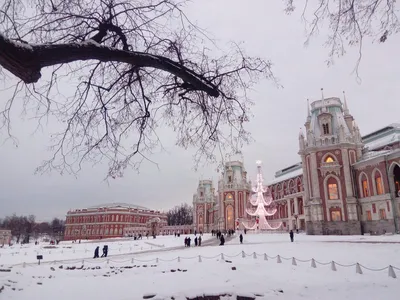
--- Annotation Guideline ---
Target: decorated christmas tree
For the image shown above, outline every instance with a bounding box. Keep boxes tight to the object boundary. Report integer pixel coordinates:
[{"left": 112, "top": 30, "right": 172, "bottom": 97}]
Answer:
[{"left": 242, "top": 160, "right": 282, "bottom": 231}]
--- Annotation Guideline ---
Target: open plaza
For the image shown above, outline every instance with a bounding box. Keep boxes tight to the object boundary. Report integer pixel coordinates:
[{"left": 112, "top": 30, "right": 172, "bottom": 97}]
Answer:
[{"left": 1, "top": 232, "right": 400, "bottom": 299}]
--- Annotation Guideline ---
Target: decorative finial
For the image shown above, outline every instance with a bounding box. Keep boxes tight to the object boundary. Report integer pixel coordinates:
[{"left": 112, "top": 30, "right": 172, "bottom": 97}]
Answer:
[
  {"left": 299, "top": 127, "right": 304, "bottom": 137},
  {"left": 321, "top": 88, "right": 327, "bottom": 112},
  {"left": 256, "top": 160, "right": 262, "bottom": 166},
  {"left": 343, "top": 90, "right": 349, "bottom": 115},
  {"left": 307, "top": 99, "right": 311, "bottom": 118}
]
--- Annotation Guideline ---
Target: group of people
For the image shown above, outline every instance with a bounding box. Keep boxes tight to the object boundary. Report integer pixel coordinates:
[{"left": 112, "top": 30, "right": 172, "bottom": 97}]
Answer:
[
  {"left": 184, "top": 235, "right": 202, "bottom": 247},
  {"left": 93, "top": 245, "right": 109, "bottom": 258}
]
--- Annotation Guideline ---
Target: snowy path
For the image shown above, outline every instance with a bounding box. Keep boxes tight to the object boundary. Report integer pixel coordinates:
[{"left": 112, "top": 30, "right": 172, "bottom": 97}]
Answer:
[{"left": 5, "top": 234, "right": 234, "bottom": 268}]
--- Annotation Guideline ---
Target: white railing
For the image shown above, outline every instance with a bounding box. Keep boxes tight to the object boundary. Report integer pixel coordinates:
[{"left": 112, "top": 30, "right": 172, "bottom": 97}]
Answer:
[{"left": 5, "top": 251, "right": 398, "bottom": 279}]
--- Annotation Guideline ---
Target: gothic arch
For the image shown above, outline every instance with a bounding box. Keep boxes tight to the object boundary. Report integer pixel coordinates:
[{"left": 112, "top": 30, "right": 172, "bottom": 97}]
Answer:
[
  {"left": 321, "top": 152, "right": 339, "bottom": 164},
  {"left": 371, "top": 168, "right": 385, "bottom": 195},
  {"left": 388, "top": 161, "right": 400, "bottom": 197},
  {"left": 323, "top": 174, "right": 344, "bottom": 221},
  {"left": 225, "top": 205, "right": 234, "bottom": 230},
  {"left": 296, "top": 177, "right": 303, "bottom": 192},
  {"left": 288, "top": 179, "right": 295, "bottom": 194},
  {"left": 358, "top": 171, "right": 370, "bottom": 198}
]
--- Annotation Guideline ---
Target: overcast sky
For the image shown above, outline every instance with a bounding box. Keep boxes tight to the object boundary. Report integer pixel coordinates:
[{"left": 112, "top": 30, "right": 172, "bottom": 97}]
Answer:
[{"left": 0, "top": 0, "right": 399, "bottom": 221}]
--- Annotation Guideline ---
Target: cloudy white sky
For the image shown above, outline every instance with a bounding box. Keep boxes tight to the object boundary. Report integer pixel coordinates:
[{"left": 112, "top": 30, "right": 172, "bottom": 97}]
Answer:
[{"left": 0, "top": 0, "right": 399, "bottom": 221}]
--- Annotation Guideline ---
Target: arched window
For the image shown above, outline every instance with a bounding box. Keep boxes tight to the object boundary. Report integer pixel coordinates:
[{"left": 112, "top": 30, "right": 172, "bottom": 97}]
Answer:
[
  {"left": 297, "top": 178, "right": 302, "bottom": 192},
  {"left": 322, "top": 123, "right": 330, "bottom": 135},
  {"left": 327, "top": 177, "right": 339, "bottom": 200},
  {"left": 394, "top": 164, "right": 400, "bottom": 193},
  {"left": 226, "top": 206, "right": 234, "bottom": 229},
  {"left": 199, "top": 214, "right": 203, "bottom": 225},
  {"left": 360, "top": 174, "right": 369, "bottom": 197},
  {"left": 325, "top": 156, "right": 334, "bottom": 163},
  {"left": 374, "top": 170, "right": 384, "bottom": 195}
]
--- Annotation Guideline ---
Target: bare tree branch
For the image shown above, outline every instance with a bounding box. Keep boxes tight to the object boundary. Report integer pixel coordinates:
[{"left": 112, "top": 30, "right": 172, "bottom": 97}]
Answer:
[
  {"left": 284, "top": 0, "right": 399, "bottom": 74},
  {"left": 0, "top": 0, "right": 276, "bottom": 178}
]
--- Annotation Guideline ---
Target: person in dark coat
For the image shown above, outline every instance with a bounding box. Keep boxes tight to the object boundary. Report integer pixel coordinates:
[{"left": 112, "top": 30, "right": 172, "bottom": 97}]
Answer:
[
  {"left": 94, "top": 246, "right": 99, "bottom": 258},
  {"left": 239, "top": 234, "right": 243, "bottom": 244},
  {"left": 289, "top": 230, "right": 294, "bottom": 242},
  {"left": 188, "top": 237, "right": 191, "bottom": 247},
  {"left": 219, "top": 235, "right": 225, "bottom": 246},
  {"left": 198, "top": 236, "right": 202, "bottom": 246},
  {"left": 184, "top": 237, "right": 188, "bottom": 247},
  {"left": 101, "top": 245, "right": 108, "bottom": 257},
  {"left": 194, "top": 237, "right": 198, "bottom": 246}
]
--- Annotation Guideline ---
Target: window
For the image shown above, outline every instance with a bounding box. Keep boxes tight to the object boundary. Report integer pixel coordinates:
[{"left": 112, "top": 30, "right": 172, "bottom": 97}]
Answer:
[
  {"left": 325, "top": 156, "right": 334, "bottom": 163},
  {"left": 375, "top": 176, "right": 384, "bottom": 195},
  {"left": 331, "top": 210, "right": 341, "bottom": 221},
  {"left": 322, "top": 123, "right": 330, "bottom": 134},
  {"left": 366, "top": 210, "right": 372, "bottom": 221},
  {"left": 372, "top": 203, "right": 377, "bottom": 214},
  {"left": 200, "top": 191, "right": 203, "bottom": 197},
  {"left": 362, "top": 179, "right": 369, "bottom": 197},
  {"left": 116, "top": 215, "right": 119, "bottom": 222},
  {"left": 379, "top": 209, "right": 387, "bottom": 220},
  {"left": 327, "top": 177, "right": 339, "bottom": 200}
]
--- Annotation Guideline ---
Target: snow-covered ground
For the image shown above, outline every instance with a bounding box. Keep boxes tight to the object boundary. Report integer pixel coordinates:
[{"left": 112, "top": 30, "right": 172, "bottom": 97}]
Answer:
[
  {"left": 1, "top": 233, "right": 400, "bottom": 299},
  {"left": 0, "top": 234, "right": 203, "bottom": 266}
]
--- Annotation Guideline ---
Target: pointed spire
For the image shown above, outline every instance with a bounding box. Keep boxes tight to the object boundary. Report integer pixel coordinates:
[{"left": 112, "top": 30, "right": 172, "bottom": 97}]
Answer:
[
  {"left": 307, "top": 99, "right": 311, "bottom": 120},
  {"left": 321, "top": 88, "right": 327, "bottom": 112},
  {"left": 299, "top": 127, "right": 304, "bottom": 138},
  {"left": 343, "top": 91, "right": 350, "bottom": 115}
]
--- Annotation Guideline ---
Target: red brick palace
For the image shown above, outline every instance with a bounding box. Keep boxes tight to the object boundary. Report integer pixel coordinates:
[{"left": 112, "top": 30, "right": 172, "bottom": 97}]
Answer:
[
  {"left": 193, "top": 94, "right": 400, "bottom": 235},
  {"left": 64, "top": 203, "right": 167, "bottom": 240}
]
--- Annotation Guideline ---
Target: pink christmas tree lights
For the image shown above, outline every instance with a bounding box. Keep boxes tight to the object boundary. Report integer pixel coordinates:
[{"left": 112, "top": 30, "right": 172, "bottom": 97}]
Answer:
[{"left": 242, "top": 160, "right": 282, "bottom": 231}]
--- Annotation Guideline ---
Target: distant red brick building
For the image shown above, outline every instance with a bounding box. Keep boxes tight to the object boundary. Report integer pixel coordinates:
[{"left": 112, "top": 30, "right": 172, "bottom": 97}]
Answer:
[{"left": 64, "top": 203, "right": 167, "bottom": 240}]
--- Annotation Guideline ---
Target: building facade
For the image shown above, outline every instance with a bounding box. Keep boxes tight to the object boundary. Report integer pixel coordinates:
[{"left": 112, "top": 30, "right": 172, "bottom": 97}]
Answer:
[
  {"left": 64, "top": 203, "right": 168, "bottom": 240},
  {"left": 193, "top": 162, "right": 253, "bottom": 233},
  {"left": 193, "top": 94, "right": 400, "bottom": 235}
]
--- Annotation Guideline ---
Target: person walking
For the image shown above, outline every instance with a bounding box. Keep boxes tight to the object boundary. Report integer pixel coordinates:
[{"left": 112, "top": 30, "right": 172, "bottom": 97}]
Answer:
[
  {"left": 93, "top": 246, "right": 99, "bottom": 259},
  {"left": 289, "top": 230, "right": 294, "bottom": 242},
  {"left": 219, "top": 234, "right": 225, "bottom": 246},
  {"left": 239, "top": 234, "right": 243, "bottom": 244},
  {"left": 198, "top": 236, "right": 202, "bottom": 246},
  {"left": 194, "top": 236, "right": 198, "bottom": 246}
]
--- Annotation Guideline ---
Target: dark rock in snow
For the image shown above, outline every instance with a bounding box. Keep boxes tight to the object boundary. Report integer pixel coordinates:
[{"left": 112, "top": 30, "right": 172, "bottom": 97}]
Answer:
[
  {"left": 231, "top": 267, "right": 237, "bottom": 271},
  {"left": 143, "top": 293, "right": 156, "bottom": 299},
  {"left": 50, "top": 267, "right": 55, "bottom": 271}
]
